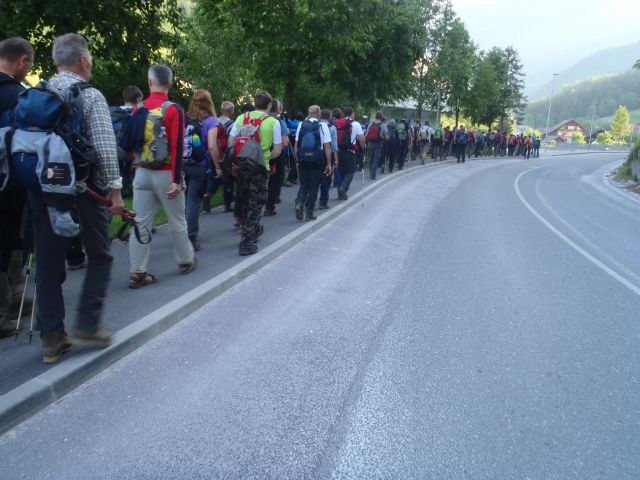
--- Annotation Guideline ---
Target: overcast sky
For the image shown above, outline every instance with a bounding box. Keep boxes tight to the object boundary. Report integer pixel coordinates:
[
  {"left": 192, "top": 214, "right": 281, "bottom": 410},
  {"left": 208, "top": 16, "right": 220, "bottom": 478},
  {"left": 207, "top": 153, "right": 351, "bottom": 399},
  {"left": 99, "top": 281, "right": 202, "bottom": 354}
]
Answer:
[{"left": 452, "top": 0, "right": 640, "bottom": 89}]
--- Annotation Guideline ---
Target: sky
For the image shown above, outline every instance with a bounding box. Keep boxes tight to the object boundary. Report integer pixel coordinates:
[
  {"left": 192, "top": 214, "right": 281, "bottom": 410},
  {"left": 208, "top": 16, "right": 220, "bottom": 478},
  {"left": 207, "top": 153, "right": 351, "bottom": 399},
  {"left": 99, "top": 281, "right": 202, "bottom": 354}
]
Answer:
[{"left": 451, "top": 0, "right": 640, "bottom": 93}]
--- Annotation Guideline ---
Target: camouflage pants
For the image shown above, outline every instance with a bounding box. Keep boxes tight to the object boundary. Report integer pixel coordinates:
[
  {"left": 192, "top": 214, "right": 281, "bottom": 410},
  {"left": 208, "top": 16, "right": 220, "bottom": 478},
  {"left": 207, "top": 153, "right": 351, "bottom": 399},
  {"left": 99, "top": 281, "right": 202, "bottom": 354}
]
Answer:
[{"left": 235, "top": 165, "right": 268, "bottom": 247}]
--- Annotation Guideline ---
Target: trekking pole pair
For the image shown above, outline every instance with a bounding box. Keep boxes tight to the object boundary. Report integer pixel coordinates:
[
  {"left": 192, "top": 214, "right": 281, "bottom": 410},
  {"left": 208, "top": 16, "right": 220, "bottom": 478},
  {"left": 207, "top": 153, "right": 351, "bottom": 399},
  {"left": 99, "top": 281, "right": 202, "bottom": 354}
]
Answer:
[{"left": 14, "top": 252, "right": 37, "bottom": 343}]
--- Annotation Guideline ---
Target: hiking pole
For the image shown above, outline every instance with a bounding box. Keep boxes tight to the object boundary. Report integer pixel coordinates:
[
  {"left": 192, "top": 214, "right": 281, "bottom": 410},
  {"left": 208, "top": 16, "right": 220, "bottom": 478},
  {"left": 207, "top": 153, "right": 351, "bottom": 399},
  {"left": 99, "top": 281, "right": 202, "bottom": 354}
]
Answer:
[
  {"left": 361, "top": 161, "right": 365, "bottom": 208},
  {"left": 28, "top": 275, "right": 36, "bottom": 344},
  {"left": 14, "top": 253, "right": 33, "bottom": 341}
]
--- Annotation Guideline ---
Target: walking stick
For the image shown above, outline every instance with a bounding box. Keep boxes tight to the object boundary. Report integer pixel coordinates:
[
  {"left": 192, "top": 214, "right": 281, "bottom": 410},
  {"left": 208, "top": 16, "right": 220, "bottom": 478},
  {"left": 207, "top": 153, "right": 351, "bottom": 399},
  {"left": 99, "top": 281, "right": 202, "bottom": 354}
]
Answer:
[
  {"left": 28, "top": 276, "right": 36, "bottom": 344},
  {"left": 14, "top": 253, "right": 33, "bottom": 341}
]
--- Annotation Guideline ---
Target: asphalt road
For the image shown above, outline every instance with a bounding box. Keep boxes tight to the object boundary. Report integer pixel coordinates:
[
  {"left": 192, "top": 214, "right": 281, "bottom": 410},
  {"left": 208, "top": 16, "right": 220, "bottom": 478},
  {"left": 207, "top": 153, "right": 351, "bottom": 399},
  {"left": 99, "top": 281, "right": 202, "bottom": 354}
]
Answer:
[{"left": 1, "top": 153, "right": 639, "bottom": 479}]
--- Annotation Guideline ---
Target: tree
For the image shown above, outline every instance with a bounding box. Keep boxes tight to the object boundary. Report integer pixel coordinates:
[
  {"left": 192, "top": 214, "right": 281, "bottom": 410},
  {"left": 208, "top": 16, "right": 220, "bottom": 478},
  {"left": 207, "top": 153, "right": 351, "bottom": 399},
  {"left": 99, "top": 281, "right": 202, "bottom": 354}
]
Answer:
[
  {"left": 0, "top": 0, "right": 183, "bottom": 104},
  {"left": 572, "top": 130, "right": 585, "bottom": 144},
  {"left": 634, "top": 59, "right": 640, "bottom": 70},
  {"left": 501, "top": 46, "right": 527, "bottom": 127},
  {"left": 465, "top": 53, "right": 500, "bottom": 127},
  {"left": 596, "top": 131, "right": 613, "bottom": 144},
  {"left": 611, "top": 105, "right": 631, "bottom": 142}
]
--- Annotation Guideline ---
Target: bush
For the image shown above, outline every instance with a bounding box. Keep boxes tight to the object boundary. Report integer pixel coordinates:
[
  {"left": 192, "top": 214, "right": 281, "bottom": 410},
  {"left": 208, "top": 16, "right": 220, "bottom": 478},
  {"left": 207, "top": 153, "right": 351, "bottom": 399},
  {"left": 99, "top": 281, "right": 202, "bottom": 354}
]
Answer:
[{"left": 628, "top": 136, "right": 640, "bottom": 162}]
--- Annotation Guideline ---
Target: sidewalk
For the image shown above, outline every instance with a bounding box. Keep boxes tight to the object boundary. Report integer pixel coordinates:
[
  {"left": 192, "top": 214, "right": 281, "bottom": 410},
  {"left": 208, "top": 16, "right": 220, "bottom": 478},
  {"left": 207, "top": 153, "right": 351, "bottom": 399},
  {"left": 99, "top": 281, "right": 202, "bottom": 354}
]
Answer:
[{"left": 0, "top": 158, "right": 443, "bottom": 398}]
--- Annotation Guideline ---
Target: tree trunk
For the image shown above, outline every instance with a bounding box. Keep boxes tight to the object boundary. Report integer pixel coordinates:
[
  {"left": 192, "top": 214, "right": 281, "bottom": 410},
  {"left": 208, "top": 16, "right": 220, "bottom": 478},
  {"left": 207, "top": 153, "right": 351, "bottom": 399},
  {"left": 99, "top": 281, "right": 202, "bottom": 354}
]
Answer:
[
  {"left": 455, "top": 108, "right": 459, "bottom": 128},
  {"left": 283, "top": 80, "right": 296, "bottom": 116}
]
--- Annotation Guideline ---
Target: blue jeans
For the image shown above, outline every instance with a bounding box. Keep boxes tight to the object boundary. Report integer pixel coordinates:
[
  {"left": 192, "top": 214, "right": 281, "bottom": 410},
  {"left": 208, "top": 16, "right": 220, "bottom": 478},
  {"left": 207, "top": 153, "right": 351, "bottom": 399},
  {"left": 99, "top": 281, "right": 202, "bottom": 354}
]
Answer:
[
  {"left": 184, "top": 162, "right": 207, "bottom": 241},
  {"left": 368, "top": 142, "right": 383, "bottom": 179},
  {"left": 338, "top": 151, "right": 356, "bottom": 193},
  {"left": 319, "top": 170, "right": 333, "bottom": 206}
]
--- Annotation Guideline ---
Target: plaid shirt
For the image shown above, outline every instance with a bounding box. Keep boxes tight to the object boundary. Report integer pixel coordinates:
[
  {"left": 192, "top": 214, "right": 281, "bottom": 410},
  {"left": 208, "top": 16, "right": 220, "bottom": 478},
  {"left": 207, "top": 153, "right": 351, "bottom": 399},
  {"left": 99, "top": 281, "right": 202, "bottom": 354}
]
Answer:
[{"left": 47, "top": 71, "right": 122, "bottom": 190}]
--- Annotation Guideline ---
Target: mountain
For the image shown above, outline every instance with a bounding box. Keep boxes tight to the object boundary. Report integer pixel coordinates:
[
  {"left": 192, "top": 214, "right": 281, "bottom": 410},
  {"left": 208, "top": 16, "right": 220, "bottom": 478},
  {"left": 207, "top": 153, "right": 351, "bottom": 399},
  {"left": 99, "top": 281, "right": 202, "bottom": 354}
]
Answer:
[{"left": 528, "top": 42, "right": 640, "bottom": 101}]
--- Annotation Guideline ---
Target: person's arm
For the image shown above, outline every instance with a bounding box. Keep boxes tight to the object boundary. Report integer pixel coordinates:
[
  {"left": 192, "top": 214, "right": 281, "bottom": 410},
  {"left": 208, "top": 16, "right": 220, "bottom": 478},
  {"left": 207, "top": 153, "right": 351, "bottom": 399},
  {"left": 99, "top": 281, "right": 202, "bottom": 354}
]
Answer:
[
  {"left": 84, "top": 90, "right": 124, "bottom": 214},
  {"left": 206, "top": 126, "right": 222, "bottom": 178},
  {"left": 165, "top": 103, "right": 185, "bottom": 199},
  {"left": 322, "top": 124, "right": 332, "bottom": 174},
  {"left": 270, "top": 120, "right": 283, "bottom": 159}
]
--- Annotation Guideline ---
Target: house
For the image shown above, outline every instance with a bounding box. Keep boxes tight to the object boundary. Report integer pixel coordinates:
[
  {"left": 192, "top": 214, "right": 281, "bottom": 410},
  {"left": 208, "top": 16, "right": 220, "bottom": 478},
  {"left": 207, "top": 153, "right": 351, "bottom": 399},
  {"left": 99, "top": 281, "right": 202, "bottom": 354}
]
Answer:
[
  {"left": 585, "top": 128, "right": 605, "bottom": 142},
  {"left": 543, "top": 119, "right": 585, "bottom": 143}
]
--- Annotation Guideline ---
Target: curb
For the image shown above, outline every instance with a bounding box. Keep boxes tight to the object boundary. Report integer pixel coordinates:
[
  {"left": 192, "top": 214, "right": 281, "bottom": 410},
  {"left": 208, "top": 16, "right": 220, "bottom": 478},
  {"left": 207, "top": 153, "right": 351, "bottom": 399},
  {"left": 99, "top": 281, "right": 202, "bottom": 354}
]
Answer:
[
  {"left": 0, "top": 159, "right": 453, "bottom": 435},
  {"left": 550, "top": 151, "right": 629, "bottom": 157}
]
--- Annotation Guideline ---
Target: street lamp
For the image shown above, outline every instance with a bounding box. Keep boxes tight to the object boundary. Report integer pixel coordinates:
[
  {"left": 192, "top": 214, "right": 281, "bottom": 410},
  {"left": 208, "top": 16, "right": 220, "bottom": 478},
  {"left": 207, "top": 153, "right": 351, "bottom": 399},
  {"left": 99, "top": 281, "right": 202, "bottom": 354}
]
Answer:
[{"left": 543, "top": 73, "right": 560, "bottom": 152}]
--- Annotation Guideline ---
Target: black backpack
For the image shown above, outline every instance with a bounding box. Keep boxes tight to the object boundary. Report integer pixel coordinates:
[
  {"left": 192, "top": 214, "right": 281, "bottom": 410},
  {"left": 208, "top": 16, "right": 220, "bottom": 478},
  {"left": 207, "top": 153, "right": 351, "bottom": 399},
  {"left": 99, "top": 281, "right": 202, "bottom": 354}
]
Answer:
[{"left": 183, "top": 117, "right": 206, "bottom": 163}]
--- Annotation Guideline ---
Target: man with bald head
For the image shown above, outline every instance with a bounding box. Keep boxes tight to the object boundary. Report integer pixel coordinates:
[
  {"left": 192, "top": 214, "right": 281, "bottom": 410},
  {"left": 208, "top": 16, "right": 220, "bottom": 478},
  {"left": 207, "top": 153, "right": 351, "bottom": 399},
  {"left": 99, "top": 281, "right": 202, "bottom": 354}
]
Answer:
[{"left": 294, "top": 105, "right": 332, "bottom": 221}]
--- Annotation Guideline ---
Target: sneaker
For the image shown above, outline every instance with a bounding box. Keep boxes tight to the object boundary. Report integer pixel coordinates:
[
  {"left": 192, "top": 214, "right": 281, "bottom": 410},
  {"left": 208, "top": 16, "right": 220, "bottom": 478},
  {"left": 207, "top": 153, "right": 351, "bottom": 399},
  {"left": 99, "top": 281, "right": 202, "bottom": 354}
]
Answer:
[
  {"left": 239, "top": 243, "right": 258, "bottom": 256},
  {"left": 295, "top": 202, "right": 304, "bottom": 221},
  {"left": 68, "top": 329, "right": 112, "bottom": 349},
  {"left": 42, "top": 332, "right": 72, "bottom": 364},
  {"left": 191, "top": 239, "right": 202, "bottom": 252},
  {"left": 318, "top": 204, "right": 330, "bottom": 210},
  {"left": 67, "top": 260, "right": 87, "bottom": 271},
  {"left": 284, "top": 181, "right": 295, "bottom": 187}
]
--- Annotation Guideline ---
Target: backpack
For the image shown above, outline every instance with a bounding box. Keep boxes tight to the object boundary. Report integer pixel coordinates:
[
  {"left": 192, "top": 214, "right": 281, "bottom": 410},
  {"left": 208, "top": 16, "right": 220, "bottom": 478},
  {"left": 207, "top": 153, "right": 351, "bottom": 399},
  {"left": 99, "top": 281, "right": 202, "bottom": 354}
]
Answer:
[
  {"left": 335, "top": 117, "right": 353, "bottom": 151},
  {"left": 131, "top": 100, "right": 175, "bottom": 169},
  {"left": 434, "top": 128, "right": 442, "bottom": 140},
  {"left": 387, "top": 122, "right": 397, "bottom": 143},
  {"left": 0, "top": 76, "right": 21, "bottom": 190},
  {"left": 366, "top": 122, "right": 382, "bottom": 143},
  {"left": 217, "top": 118, "right": 234, "bottom": 154},
  {"left": 232, "top": 113, "right": 268, "bottom": 169},
  {"left": 420, "top": 128, "right": 429, "bottom": 140},
  {"left": 109, "top": 106, "right": 133, "bottom": 166},
  {"left": 396, "top": 121, "right": 408, "bottom": 142},
  {"left": 298, "top": 120, "right": 324, "bottom": 164},
  {"left": 183, "top": 117, "right": 206, "bottom": 164}
]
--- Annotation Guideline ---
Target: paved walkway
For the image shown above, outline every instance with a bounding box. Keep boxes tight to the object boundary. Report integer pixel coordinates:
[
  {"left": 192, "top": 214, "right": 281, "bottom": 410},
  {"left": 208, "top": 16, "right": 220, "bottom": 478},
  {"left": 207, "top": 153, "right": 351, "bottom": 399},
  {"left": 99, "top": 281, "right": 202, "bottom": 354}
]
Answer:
[{"left": 0, "top": 158, "right": 441, "bottom": 396}]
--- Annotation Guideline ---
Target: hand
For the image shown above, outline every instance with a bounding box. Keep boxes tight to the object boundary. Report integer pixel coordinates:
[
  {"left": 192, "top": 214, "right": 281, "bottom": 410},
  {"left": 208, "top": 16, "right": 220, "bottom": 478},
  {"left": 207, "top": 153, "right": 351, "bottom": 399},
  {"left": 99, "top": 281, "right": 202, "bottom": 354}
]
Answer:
[
  {"left": 215, "top": 166, "right": 223, "bottom": 179},
  {"left": 324, "top": 164, "right": 332, "bottom": 176},
  {"left": 166, "top": 182, "right": 181, "bottom": 200},
  {"left": 231, "top": 165, "right": 238, "bottom": 177},
  {"left": 108, "top": 189, "right": 125, "bottom": 215}
]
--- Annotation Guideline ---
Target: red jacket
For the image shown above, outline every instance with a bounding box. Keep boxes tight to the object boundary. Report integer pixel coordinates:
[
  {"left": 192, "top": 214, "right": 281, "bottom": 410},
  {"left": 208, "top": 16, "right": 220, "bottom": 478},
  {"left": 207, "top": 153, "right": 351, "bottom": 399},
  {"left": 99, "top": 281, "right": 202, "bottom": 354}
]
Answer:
[{"left": 139, "top": 92, "right": 184, "bottom": 183}]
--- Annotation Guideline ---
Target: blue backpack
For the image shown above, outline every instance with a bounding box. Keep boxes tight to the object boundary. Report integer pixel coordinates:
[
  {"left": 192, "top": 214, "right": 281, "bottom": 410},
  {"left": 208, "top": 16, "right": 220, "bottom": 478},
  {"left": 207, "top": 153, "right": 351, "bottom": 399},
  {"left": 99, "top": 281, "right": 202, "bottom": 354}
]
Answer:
[
  {"left": 298, "top": 120, "right": 323, "bottom": 164},
  {"left": 3, "top": 81, "right": 96, "bottom": 236}
]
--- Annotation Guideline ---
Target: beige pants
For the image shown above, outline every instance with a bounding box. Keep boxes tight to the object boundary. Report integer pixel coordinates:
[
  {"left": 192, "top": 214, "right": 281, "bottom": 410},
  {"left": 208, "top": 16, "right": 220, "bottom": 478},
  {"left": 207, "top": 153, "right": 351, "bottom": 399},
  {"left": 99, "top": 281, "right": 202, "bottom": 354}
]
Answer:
[{"left": 129, "top": 168, "right": 194, "bottom": 273}]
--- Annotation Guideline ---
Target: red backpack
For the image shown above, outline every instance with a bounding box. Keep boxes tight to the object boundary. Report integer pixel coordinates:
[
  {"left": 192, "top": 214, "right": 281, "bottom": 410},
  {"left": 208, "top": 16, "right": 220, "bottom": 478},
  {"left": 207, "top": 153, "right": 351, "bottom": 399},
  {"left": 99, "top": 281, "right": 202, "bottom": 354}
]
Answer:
[
  {"left": 335, "top": 118, "right": 353, "bottom": 151},
  {"left": 366, "top": 123, "right": 381, "bottom": 143},
  {"left": 232, "top": 113, "right": 268, "bottom": 168}
]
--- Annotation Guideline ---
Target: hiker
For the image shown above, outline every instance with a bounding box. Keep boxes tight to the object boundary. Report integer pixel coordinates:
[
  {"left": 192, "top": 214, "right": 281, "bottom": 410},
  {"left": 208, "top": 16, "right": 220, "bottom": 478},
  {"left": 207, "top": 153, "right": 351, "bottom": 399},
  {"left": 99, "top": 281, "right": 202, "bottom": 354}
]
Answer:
[
  {"left": 228, "top": 91, "right": 282, "bottom": 256},
  {"left": 474, "top": 130, "right": 485, "bottom": 158},
  {"left": 336, "top": 107, "right": 365, "bottom": 200},
  {"left": 365, "top": 112, "right": 388, "bottom": 180},
  {"left": 455, "top": 125, "right": 467, "bottom": 163},
  {"left": 294, "top": 105, "right": 332, "bottom": 221},
  {"left": 533, "top": 135, "right": 540, "bottom": 158},
  {"left": 411, "top": 120, "right": 421, "bottom": 161},
  {"left": 395, "top": 115, "right": 411, "bottom": 170},
  {"left": 17, "top": 34, "right": 125, "bottom": 362},
  {"left": 202, "top": 100, "right": 235, "bottom": 214},
  {"left": 0, "top": 37, "right": 33, "bottom": 339},
  {"left": 264, "top": 99, "right": 289, "bottom": 216},
  {"left": 318, "top": 108, "right": 338, "bottom": 210},
  {"left": 432, "top": 123, "right": 443, "bottom": 161},
  {"left": 385, "top": 119, "right": 398, "bottom": 172},
  {"left": 419, "top": 121, "right": 431, "bottom": 163},
  {"left": 284, "top": 112, "right": 303, "bottom": 186},
  {"left": 184, "top": 89, "right": 221, "bottom": 251},
  {"left": 331, "top": 108, "right": 344, "bottom": 190},
  {"left": 524, "top": 135, "right": 533, "bottom": 159},
  {"left": 110, "top": 85, "right": 143, "bottom": 196},
  {"left": 127, "top": 64, "right": 196, "bottom": 288}
]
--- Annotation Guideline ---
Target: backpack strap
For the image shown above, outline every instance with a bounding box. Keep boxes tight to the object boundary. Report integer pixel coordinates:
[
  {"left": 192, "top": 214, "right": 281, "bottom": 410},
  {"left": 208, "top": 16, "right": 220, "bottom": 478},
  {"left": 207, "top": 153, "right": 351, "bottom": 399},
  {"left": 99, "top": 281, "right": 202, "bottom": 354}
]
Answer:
[{"left": 160, "top": 100, "right": 175, "bottom": 116}]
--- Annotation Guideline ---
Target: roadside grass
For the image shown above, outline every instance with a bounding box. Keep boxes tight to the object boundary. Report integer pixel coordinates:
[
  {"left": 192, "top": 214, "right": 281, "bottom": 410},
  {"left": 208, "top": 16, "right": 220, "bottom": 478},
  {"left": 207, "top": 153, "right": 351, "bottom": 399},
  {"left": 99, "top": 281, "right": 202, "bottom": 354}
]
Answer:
[
  {"left": 615, "top": 161, "right": 636, "bottom": 182},
  {"left": 108, "top": 189, "right": 225, "bottom": 238}
]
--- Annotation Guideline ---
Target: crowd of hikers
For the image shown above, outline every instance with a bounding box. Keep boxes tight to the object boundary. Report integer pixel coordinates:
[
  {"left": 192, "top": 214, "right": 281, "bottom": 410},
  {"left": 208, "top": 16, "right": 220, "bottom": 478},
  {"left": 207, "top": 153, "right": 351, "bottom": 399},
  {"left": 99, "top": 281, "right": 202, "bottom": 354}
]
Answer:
[{"left": 0, "top": 34, "right": 540, "bottom": 365}]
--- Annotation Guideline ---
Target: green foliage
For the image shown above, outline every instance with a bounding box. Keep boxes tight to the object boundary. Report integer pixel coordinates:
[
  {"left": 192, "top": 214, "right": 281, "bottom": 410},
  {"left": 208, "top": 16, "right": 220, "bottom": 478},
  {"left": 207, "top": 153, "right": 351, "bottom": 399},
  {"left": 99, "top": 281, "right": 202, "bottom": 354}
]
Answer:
[
  {"left": 525, "top": 70, "right": 640, "bottom": 129},
  {"left": 615, "top": 160, "right": 635, "bottom": 182},
  {"left": 0, "top": 0, "right": 183, "bottom": 104},
  {"left": 635, "top": 59, "right": 640, "bottom": 70},
  {"left": 629, "top": 135, "right": 640, "bottom": 162},
  {"left": 596, "top": 131, "right": 613, "bottom": 144},
  {"left": 611, "top": 105, "right": 631, "bottom": 142},
  {"left": 572, "top": 130, "right": 585, "bottom": 144},
  {"left": 465, "top": 54, "right": 500, "bottom": 127}
]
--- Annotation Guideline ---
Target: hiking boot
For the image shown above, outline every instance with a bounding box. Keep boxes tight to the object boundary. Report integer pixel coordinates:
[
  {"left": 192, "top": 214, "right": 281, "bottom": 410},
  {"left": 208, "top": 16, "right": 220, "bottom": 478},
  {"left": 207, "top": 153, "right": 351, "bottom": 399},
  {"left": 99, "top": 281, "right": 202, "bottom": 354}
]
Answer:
[
  {"left": 318, "top": 204, "right": 330, "bottom": 210},
  {"left": 202, "top": 195, "right": 212, "bottom": 213},
  {"left": 0, "top": 316, "right": 17, "bottom": 339},
  {"left": 239, "top": 243, "right": 258, "bottom": 256},
  {"left": 68, "top": 260, "right": 87, "bottom": 271},
  {"left": 295, "top": 202, "right": 304, "bottom": 221},
  {"left": 255, "top": 224, "right": 264, "bottom": 240},
  {"left": 42, "top": 332, "right": 72, "bottom": 364},
  {"left": 68, "top": 329, "right": 112, "bottom": 349},
  {"left": 263, "top": 208, "right": 277, "bottom": 217},
  {"left": 305, "top": 213, "right": 317, "bottom": 221},
  {"left": 191, "top": 239, "right": 202, "bottom": 252},
  {"left": 274, "top": 197, "right": 282, "bottom": 204},
  {"left": 284, "top": 181, "right": 295, "bottom": 187},
  {"left": 224, "top": 204, "right": 233, "bottom": 213}
]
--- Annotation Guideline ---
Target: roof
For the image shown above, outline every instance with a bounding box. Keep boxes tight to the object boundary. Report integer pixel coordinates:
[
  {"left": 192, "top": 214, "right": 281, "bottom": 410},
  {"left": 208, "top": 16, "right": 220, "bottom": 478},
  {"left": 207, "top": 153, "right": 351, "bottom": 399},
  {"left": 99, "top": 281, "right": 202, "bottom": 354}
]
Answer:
[{"left": 546, "top": 119, "right": 585, "bottom": 134}]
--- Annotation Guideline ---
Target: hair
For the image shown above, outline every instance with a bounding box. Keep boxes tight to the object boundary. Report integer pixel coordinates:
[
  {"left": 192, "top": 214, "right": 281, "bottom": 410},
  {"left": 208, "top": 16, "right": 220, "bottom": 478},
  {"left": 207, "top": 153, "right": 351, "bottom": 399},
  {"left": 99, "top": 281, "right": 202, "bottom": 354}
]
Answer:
[
  {"left": 375, "top": 111, "right": 383, "bottom": 120},
  {"left": 270, "top": 98, "right": 281, "bottom": 114},
  {"left": 52, "top": 33, "right": 91, "bottom": 67},
  {"left": 221, "top": 100, "right": 235, "bottom": 113},
  {"left": 241, "top": 103, "right": 255, "bottom": 113},
  {"left": 294, "top": 111, "right": 304, "bottom": 121},
  {"left": 188, "top": 89, "right": 216, "bottom": 121},
  {"left": 148, "top": 64, "right": 173, "bottom": 88},
  {"left": 122, "top": 85, "right": 143, "bottom": 104},
  {"left": 343, "top": 107, "right": 354, "bottom": 118},
  {"left": 254, "top": 91, "right": 272, "bottom": 110},
  {"left": 321, "top": 109, "right": 332, "bottom": 121},
  {"left": 308, "top": 105, "right": 321, "bottom": 117},
  {"left": 0, "top": 37, "right": 34, "bottom": 62},
  {"left": 332, "top": 108, "right": 343, "bottom": 119}
]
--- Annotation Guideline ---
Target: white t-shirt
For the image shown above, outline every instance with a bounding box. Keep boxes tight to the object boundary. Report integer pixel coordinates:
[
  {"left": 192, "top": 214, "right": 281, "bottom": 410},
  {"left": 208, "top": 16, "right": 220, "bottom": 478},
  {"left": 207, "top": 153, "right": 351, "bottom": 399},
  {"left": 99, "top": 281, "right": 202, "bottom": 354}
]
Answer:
[
  {"left": 350, "top": 120, "right": 364, "bottom": 145},
  {"left": 295, "top": 117, "right": 332, "bottom": 145}
]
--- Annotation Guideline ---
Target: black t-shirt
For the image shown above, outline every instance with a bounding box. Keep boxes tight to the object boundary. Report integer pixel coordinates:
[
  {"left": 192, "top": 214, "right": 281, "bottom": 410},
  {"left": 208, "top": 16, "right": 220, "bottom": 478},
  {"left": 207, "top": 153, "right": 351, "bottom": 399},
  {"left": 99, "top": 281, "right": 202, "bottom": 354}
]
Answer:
[{"left": 0, "top": 72, "right": 24, "bottom": 115}]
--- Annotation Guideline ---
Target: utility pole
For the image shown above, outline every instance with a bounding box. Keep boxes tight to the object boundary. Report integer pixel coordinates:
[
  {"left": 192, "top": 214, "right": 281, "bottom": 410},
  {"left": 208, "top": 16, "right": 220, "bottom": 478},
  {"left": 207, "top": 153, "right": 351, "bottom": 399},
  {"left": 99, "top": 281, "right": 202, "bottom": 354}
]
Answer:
[
  {"left": 435, "top": 91, "right": 441, "bottom": 127},
  {"left": 543, "top": 73, "right": 559, "bottom": 152},
  {"left": 588, "top": 97, "right": 597, "bottom": 151}
]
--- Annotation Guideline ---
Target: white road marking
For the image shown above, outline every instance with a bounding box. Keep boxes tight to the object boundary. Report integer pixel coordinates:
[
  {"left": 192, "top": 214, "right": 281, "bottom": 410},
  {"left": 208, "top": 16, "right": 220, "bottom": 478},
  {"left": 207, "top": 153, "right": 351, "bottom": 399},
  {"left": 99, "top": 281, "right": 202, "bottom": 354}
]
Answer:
[{"left": 514, "top": 168, "right": 640, "bottom": 298}]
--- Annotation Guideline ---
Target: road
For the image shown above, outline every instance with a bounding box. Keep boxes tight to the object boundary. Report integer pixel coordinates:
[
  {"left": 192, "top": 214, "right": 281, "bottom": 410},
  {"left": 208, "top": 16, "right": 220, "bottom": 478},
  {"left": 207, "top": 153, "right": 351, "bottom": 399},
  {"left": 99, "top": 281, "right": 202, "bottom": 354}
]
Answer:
[{"left": 1, "top": 153, "right": 639, "bottom": 479}]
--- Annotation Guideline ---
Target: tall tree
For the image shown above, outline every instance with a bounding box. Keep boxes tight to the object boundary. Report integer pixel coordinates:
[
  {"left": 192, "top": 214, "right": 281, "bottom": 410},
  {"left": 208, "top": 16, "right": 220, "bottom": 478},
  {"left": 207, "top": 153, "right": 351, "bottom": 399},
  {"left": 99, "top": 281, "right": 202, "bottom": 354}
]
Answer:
[
  {"left": 465, "top": 53, "right": 500, "bottom": 127},
  {"left": 611, "top": 105, "right": 631, "bottom": 142},
  {"left": 0, "top": 0, "right": 183, "bottom": 104},
  {"left": 502, "top": 46, "right": 527, "bottom": 126}
]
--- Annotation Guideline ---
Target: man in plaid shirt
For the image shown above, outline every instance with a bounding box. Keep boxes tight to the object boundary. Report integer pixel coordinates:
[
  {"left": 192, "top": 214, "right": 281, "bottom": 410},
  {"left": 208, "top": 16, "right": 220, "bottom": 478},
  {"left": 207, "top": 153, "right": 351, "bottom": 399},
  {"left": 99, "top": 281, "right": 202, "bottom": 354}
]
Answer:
[{"left": 28, "top": 33, "right": 124, "bottom": 364}]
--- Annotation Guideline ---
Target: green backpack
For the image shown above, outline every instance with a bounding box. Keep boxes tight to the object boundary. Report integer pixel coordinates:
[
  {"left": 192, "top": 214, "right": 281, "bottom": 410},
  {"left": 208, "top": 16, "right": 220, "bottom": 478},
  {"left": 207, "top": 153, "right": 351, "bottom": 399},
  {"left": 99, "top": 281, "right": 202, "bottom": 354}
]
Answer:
[{"left": 396, "top": 121, "right": 408, "bottom": 142}]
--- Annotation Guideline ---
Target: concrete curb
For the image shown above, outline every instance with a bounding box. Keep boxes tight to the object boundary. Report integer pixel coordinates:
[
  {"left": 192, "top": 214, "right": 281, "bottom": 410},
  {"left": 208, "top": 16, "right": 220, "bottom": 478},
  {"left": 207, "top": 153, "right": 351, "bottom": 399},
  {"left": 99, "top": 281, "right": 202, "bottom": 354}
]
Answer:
[
  {"left": 551, "top": 151, "right": 629, "bottom": 157},
  {"left": 0, "top": 160, "right": 453, "bottom": 435}
]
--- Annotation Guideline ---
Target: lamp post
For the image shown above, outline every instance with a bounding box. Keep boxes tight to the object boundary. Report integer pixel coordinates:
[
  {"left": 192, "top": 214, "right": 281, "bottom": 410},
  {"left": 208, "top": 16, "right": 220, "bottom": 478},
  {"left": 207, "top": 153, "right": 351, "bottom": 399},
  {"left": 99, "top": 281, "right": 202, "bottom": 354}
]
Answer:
[{"left": 543, "top": 73, "right": 560, "bottom": 151}]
